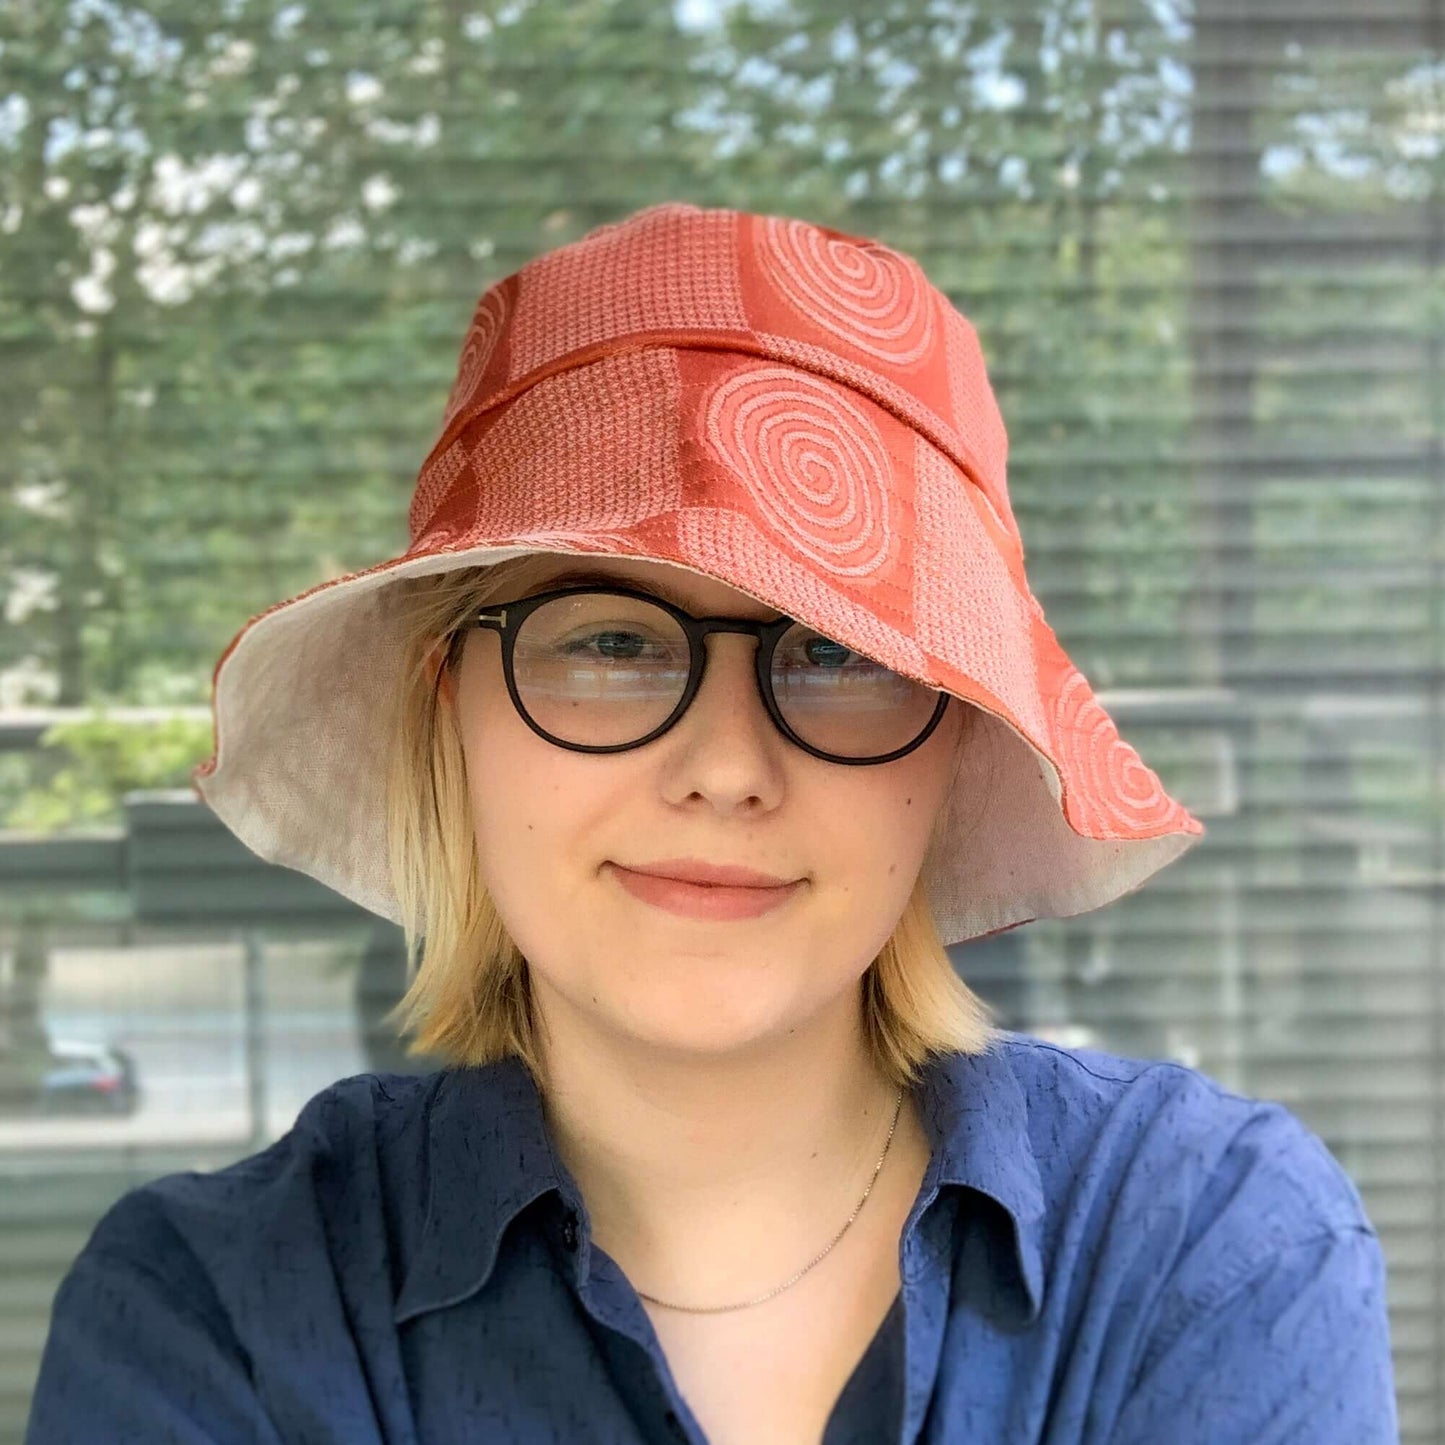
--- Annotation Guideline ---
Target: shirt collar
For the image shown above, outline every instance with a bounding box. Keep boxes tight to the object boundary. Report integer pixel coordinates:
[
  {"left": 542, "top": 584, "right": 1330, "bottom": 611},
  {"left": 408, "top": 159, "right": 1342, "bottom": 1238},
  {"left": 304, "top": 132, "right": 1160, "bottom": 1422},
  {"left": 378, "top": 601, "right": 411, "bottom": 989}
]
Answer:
[
  {"left": 917, "top": 1036, "right": 1046, "bottom": 1322},
  {"left": 393, "top": 1034, "right": 1045, "bottom": 1327}
]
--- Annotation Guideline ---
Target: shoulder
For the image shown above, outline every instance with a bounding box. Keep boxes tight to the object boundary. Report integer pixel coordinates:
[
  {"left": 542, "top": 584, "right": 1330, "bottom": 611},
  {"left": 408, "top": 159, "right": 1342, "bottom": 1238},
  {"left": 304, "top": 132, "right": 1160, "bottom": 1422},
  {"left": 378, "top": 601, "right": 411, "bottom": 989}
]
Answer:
[
  {"left": 84, "top": 1069, "right": 444, "bottom": 1293},
  {"left": 991, "top": 1030, "right": 1387, "bottom": 1374},
  {"left": 29, "top": 1073, "right": 446, "bottom": 1442},
  {"left": 994, "top": 1029, "right": 1375, "bottom": 1245},
  {"left": 983, "top": 1034, "right": 1394, "bottom": 1435},
  {"left": 986, "top": 1030, "right": 1382, "bottom": 1358}
]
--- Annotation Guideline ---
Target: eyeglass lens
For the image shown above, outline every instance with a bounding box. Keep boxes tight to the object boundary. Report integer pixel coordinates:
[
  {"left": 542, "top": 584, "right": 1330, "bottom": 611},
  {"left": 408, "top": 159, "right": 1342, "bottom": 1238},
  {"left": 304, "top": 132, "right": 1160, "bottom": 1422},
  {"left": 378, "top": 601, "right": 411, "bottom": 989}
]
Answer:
[{"left": 509, "top": 591, "right": 939, "bottom": 759}]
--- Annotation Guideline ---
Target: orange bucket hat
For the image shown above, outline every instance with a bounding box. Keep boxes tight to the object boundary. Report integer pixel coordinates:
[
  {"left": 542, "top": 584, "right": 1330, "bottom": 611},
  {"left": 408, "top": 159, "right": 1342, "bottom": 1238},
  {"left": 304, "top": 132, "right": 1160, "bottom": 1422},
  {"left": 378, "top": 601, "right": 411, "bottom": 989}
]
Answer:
[{"left": 191, "top": 201, "right": 1205, "bottom": 946}]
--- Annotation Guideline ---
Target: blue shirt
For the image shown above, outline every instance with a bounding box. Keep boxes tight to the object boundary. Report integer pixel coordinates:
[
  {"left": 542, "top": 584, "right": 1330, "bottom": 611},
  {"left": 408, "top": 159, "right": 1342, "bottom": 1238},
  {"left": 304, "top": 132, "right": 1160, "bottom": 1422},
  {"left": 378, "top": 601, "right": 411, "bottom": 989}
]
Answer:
[{"left": 24, "top": 1032, "right": 1399, "bottom": 1444}]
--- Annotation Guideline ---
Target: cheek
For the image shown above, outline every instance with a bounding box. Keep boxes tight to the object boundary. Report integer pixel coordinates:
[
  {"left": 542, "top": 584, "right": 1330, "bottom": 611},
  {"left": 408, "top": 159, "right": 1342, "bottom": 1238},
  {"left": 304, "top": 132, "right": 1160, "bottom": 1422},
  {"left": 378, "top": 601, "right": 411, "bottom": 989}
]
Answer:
[
  {"left": 814, "top": 779, "right": 941, "bottom": 915},
  {"left": 454, "top": 698, "right": 611, "bottom": 909},
  {"left": 465, "top": 743, "right": 564, "bottom": 883},
  {"left": 454, "top": 661, "right": 545, "bottom": 880},
  {"left": 462, "top": 761, "right": 599, "bottom": 976},
  {"left": 853, "top": 750, "right": 960, "bottom": 892}
]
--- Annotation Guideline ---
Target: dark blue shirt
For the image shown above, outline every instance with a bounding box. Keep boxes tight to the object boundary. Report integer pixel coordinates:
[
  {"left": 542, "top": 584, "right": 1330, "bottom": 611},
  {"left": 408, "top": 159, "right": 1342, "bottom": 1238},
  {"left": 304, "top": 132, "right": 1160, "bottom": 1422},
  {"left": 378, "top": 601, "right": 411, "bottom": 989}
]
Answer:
[{"left": 24, "top": 1032, "right": 1399, "bottom": 1443}]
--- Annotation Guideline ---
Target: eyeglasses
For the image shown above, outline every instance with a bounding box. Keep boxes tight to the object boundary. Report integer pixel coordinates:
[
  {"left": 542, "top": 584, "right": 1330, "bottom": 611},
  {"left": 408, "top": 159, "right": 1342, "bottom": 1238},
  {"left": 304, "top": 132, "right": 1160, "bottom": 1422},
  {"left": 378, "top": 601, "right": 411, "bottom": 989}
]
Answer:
[{"left": 446, "top": 584, "right": 951, "bottom": 766}]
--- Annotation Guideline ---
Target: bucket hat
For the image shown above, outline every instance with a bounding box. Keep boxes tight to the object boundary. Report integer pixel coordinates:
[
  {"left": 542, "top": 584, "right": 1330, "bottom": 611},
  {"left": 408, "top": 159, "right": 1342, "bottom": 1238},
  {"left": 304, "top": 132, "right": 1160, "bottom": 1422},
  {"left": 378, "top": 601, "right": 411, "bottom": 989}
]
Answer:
[{"left": 191, "top": 200, "right": 1205, "bottom": 947}]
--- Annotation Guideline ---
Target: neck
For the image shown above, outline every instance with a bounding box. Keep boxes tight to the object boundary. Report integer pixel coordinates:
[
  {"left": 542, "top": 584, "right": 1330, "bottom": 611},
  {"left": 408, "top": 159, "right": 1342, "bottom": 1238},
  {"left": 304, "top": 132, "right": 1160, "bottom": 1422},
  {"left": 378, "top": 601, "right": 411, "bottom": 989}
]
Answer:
[{"left": 531, "top": 977, "right": 914, "bottom": 1303}]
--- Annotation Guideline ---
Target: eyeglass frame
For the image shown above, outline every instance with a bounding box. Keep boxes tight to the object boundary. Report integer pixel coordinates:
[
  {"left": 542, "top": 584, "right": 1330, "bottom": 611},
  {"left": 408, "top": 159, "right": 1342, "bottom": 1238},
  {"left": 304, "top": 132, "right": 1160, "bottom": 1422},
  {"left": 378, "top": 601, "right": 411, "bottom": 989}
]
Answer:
[{"left": 441, "top": 582, "right": 953, "bottom": 767}]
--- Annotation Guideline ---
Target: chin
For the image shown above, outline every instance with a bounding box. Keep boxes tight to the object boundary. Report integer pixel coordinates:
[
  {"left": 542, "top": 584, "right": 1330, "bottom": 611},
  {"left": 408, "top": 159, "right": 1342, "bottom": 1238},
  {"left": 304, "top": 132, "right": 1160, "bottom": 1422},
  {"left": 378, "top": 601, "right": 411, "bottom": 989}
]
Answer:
[{"left": 614, "top": 989, "right": 812, "bottom": 1057}]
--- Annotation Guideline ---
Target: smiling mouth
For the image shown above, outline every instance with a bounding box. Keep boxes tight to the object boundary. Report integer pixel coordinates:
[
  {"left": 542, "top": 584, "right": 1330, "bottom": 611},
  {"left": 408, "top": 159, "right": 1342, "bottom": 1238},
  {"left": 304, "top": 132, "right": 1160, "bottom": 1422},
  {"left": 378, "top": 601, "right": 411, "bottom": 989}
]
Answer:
[
  {"left": 606, "top": 863, "right": 805, "bottom": 920},
  {"left": 610, "top": 860, "right": 800, "bottom": 889}
]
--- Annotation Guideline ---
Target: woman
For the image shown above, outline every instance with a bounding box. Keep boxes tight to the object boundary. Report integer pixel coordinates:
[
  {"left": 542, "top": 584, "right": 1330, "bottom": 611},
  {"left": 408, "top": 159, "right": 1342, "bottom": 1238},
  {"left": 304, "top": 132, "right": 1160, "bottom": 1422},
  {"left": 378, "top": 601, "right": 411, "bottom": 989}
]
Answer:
[{"left": 25, "top": 203, "right": 1398, "bottom": 1444}]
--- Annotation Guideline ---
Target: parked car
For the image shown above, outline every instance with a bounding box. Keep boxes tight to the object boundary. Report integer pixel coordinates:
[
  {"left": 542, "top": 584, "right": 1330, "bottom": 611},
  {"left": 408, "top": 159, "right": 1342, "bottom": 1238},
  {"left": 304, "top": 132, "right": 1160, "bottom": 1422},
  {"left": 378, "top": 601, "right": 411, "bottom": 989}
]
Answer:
[{"left": 28, "top": 1038, "right": 141, "bottom": 1117}]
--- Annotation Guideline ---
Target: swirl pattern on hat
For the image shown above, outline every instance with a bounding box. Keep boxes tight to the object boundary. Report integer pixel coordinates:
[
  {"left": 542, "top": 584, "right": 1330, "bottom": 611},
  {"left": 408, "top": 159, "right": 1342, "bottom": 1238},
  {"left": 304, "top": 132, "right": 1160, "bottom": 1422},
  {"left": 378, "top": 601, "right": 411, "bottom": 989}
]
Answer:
[
  {"left": 1051, "top": 668, "right": 1177, "bottom": 836},
  {"left": 703, "top": 364, "right": 893, "bottom": 578},
  {"left": 441, "top": 286, "right": 510, "bottom": 431},
  {"left": 756, "top": 215, "right": 936, "bottom": 366}
]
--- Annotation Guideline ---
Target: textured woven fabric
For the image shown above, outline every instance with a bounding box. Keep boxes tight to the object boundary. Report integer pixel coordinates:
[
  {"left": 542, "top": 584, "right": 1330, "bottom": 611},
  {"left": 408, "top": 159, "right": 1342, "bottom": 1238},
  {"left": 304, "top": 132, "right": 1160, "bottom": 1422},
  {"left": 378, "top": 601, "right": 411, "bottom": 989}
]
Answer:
[
  {"left": 190, "top": 200, "right": 1205, "bottom": 943},
  {"left": 25, "top": 1036, "right": 1397, "bottom": 1443}
]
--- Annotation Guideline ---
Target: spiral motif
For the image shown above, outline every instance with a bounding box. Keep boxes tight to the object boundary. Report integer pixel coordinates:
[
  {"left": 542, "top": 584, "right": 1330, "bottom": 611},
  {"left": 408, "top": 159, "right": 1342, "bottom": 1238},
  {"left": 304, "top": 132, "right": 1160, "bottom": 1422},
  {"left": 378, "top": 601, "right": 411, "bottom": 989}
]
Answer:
[
  {"left": 704, "top": 366, "right": 893, "bottom": 577},
  {"left": 758, "top": 216, "right": 935, "bottom": 365},
  {"left": 440, "top": 286, "right": 509, "bottom": 429},
  {"left": 1053, "top": 667, "right": 1179, "bottom": 835}
]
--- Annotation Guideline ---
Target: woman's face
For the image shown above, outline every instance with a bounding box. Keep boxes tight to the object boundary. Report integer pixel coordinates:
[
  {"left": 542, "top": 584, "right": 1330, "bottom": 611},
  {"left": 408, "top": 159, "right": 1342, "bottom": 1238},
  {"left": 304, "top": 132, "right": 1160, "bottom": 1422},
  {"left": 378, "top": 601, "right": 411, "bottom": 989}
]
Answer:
[{"left": 451, "top": 555, "right": 965, "bottom": 1060}]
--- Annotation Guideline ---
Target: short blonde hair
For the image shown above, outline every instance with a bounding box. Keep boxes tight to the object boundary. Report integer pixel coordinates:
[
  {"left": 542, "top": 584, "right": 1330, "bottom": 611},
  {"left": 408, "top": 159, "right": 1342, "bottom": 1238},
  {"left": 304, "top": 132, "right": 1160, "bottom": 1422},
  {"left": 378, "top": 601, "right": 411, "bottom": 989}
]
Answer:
[{"left": 380, "top": 555, "right": 1003, "bottom": 1090}]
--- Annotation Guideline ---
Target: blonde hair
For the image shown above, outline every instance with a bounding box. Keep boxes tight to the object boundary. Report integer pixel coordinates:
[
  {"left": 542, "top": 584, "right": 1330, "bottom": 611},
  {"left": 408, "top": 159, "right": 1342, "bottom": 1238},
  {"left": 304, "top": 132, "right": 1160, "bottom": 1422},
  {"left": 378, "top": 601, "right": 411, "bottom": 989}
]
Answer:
[{"left": 380, "top": 554, "right": 1004, "bottom": 1090}]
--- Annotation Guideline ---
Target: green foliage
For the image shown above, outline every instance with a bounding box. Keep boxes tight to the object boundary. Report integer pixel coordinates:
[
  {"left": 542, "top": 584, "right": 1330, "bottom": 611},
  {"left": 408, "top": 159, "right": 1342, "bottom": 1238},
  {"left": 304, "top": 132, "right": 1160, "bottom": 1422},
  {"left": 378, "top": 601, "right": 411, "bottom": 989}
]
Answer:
[{"left": 0, "top": 716, "right": 213, "bottom": 833}]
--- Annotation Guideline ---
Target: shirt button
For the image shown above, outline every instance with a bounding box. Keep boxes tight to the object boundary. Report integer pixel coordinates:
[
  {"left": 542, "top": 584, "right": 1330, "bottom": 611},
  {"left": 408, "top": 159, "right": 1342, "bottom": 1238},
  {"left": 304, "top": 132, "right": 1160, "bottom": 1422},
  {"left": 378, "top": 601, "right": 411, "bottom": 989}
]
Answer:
[
  {"left": 562, "top": 1212, "right": 579, "bottom": 1251},
  {"left": 663, "top": 1409, "right": 686, "bottom": 1440}
]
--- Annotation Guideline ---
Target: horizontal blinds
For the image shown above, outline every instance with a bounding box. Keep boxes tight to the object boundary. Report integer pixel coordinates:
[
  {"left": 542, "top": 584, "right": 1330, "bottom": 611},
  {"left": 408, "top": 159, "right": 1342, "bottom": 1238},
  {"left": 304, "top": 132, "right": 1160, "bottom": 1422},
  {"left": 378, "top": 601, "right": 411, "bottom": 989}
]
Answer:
[{"left": 0, "top": 0, "right": 1438, "bottom": 1437}]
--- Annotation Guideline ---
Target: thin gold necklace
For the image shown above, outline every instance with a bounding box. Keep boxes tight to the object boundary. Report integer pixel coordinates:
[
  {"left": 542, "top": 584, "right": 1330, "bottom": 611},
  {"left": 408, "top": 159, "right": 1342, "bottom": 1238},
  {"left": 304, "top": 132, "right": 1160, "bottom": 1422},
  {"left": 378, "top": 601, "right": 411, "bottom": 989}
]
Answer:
[{"left": 634, "top": 1084, "right": 906, "bottom": 1314}]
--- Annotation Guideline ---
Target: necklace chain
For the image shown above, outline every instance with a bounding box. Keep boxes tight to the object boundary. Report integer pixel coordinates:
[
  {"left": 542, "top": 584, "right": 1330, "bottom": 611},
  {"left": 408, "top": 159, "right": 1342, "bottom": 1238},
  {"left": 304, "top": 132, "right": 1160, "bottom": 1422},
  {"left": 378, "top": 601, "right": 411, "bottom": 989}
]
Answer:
[{"left": 633, "top": 1084, "right": 906, "bottom": 1314}]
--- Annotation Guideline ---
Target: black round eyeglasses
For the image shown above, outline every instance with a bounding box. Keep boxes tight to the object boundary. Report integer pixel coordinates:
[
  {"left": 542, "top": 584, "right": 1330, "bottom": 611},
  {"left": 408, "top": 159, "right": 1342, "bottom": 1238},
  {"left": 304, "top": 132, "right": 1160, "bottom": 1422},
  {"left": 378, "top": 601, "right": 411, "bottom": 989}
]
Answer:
[{"left": 438, "top": 583, "right": 951, "bottom": 767}]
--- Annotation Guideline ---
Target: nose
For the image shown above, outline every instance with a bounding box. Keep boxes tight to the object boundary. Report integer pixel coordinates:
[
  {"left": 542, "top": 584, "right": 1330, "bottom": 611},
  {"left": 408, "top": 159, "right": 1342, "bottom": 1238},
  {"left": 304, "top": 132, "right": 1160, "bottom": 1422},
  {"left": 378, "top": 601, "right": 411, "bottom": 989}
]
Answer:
[{"left": 687, "top": 631, "right": 775, "bottom": 740}]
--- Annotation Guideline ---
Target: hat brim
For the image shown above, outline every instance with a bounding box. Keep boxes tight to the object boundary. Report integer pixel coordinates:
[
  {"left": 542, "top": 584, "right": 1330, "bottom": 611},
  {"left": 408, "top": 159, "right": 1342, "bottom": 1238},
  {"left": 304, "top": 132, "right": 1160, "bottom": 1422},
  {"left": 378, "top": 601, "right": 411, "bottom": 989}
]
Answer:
[{"left": 193, "top": 347, "right": 1204, "bottom": 945}]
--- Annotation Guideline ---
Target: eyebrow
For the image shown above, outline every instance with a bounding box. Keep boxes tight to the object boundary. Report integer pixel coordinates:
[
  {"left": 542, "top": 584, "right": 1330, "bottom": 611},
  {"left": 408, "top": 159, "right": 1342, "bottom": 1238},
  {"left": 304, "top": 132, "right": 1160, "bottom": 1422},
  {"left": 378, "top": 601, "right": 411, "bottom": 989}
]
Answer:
[{"left": 528, "top": 568, "right": 786, "bottom": 622}]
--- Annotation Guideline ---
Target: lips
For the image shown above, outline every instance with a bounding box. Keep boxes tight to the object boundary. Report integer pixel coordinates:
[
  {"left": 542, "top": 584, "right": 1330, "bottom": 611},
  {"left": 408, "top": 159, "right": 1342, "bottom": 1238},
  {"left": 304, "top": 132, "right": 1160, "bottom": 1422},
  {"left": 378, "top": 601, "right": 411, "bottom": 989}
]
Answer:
[
  {"left": 608, "top": 862, "right": 804, "bottom": 921},
  {"left": 614, "top": 858, "right": 799, "bottom": 888}
]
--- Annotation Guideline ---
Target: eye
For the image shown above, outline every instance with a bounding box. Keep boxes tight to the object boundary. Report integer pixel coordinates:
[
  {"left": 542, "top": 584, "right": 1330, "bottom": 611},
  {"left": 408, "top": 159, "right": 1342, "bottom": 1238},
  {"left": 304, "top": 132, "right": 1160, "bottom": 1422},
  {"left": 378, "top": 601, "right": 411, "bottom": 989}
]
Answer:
[
  {"left": 560, "top": 629, "right": 680, "bottom": 661},
  {"left": 802, "top": 637, "right": 853, "bottom": 668}
]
